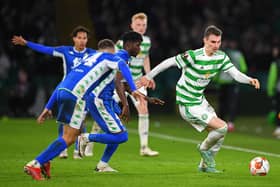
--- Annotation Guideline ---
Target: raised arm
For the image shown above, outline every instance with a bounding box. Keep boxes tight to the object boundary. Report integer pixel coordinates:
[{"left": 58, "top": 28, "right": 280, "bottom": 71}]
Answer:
[{"left": 12, "top": 35, "right": 54, "bottom": 55}]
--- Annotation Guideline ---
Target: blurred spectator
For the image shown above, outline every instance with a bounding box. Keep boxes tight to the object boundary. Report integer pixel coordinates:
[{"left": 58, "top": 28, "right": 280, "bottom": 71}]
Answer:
[
  {"left": 1, "top": 0, "right": 280, "bottom": 115},
  {"left": 267, "top": 45, "right": 280, "bottom": 138},
  {"left": 0, "top": 47, "right": 11, "bottom": 80},
  {"left": 8, "top": 69, "right": 37, "bottom": 117}
]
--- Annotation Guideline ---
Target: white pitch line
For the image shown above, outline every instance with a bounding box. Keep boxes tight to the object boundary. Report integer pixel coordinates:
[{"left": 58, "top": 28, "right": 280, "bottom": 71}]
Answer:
[{"left": 128, "top": 129, "right": 280, "bottom": 158}]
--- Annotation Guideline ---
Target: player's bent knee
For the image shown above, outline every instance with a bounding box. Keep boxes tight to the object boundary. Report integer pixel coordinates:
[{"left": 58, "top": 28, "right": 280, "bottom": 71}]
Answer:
[
  {"left": 217, "top": 124, "right": 228, "bottom": 135},
  {"left": 118, "top": 131, "right": 128, "bottom": 143}
]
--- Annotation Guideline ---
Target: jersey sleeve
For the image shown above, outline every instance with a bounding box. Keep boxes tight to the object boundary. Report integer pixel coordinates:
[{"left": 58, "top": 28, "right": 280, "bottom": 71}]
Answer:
[
  {"left": 220, "top": 54, "right": 234, "bottom": 72},
  {"left": 175, "top": 50, "right": 193, "bottom": 68},
  {"left": 26, "top": 41, "right": 55, "bottom": 56},
  {"left": 52, "top": 46, "right": 67, "bottom": 57}
]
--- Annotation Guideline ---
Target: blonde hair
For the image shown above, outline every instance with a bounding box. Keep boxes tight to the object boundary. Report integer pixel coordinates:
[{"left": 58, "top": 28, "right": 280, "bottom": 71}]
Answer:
[{"left": 131, "top": 12, "right": 147, "bottom": 22}]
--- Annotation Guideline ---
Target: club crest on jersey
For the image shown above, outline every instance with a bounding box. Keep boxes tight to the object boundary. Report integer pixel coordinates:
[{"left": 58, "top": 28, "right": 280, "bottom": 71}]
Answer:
[{"left": 205, "top": 72, "right": 210, "bottom": 79}]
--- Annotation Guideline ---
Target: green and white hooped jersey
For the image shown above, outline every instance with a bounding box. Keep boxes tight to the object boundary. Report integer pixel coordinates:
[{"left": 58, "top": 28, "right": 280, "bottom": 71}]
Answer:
[
  {"left": 116, "top": 35, "right": 151, "bottom": 80},
  {"left": 175, "top": 48, "right": 234, "bottom": 106}
]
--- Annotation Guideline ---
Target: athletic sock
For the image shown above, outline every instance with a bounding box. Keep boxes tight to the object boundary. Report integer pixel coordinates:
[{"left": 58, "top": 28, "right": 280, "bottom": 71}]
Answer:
[
  {"left": 200, "top": 125, "right": 227, "bottom": 151},
  {"left": 138, "top": 114, "right": 149, "bottom": 148},
  {"left": 36, "top": 137, "right": 67, "bottom": 165},
  {"left": 101, "top": 144, "right": 119, "bottom": 163},
  {"left": 209, "top": 137, "right": 225, "bottom": 156}
]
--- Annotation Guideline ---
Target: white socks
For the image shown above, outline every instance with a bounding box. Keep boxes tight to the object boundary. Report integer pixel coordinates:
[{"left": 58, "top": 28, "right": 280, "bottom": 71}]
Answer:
[
  {"left": 138, "top": 114, "right": 149, "bottom": 148},
  {"left": 200, "top": 125, "right": 227, "bottom": 151}
]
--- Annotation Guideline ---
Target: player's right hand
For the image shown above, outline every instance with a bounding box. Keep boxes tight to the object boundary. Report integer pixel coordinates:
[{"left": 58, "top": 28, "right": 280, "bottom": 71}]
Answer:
[
  {"left": 11, "top": 35, "right": 27, "bottom": 46},
  {"left": 37, "top": 109, "right": 53, "bottom": 124},
  {"left": 119, "top": 104, "right": 130, "bottom": 123}
]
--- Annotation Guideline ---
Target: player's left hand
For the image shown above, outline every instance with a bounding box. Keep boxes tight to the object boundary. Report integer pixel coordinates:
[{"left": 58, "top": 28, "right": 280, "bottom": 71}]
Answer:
[{"left": 250, "top": 78, "right": 260, "bottom": 89}]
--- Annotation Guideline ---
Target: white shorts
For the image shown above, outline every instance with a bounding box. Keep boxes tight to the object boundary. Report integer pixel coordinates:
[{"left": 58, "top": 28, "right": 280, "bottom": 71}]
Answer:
[{"left": 178, "top": 98, "right": 217, "bottom": 132}]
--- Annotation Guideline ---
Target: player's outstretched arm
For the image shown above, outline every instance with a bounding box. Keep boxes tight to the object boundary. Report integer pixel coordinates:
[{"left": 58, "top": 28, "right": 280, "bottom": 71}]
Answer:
[
  {"left": 139, "top": 56, "right": 178, "bottom": 89},
  {"left": 227, "top": 66, "right": 260, "bottom": 89},
  {"left": 12, "top": 35, "right": 54, "bottom": 55}
]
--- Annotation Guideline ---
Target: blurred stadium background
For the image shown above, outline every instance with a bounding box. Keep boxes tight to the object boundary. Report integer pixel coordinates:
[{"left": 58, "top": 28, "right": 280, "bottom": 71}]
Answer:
[{"left": 1, "top": 0, "right": 280, "bottom": 117}]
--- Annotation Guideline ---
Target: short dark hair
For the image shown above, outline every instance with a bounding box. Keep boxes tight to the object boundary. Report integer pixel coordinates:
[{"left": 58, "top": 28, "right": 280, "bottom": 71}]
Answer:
[
  {"left": 204, "top": 25, "right": 222, "bottom": 38},
  {"left": 121, "top": 31, "right": 143, "bottom": 45},
  {"left": 71, "top": 25, "right": 90, "bottom": 37},
  {"left": 97, "top": 39, "right": 115, "bottom": 50}
]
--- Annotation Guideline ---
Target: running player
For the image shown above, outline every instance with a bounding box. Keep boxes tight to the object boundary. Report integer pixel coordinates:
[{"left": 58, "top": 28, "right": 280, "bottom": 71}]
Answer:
[
  {"left": 139, "top": 25, "right": 260, "bottom": 173},
  {"left": 12, "top": 26, "right": 96, "bottom": 159}
]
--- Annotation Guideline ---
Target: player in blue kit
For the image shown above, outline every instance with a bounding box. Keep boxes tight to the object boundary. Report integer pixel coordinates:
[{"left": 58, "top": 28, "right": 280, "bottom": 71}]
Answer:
[
  {"left": 78, "top": 32, "right": 143, "bottom": 172},
  {"left": 12, "top": 26, "right": 96, "bottom": 159},
  {"left": 23, "top": 33, "right": 144, "bottom": 181}
]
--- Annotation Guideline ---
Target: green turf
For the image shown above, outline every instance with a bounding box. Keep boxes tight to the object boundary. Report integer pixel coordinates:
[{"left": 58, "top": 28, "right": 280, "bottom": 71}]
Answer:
[{"left": 0, "top": 116, "right": 279, "bottom": 187}]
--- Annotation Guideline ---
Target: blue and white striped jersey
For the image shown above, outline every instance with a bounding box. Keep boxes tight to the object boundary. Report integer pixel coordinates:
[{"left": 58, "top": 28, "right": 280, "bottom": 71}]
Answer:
[
  {"left": 94, "top": 49, "right": 130, "bottom": 100},
  {"left": 58, "top": 51, "right": 136, "bottom": 100}
]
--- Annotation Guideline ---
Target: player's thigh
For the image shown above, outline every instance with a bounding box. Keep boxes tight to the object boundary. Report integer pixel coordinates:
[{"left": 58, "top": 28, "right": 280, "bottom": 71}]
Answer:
[
  {"left": 57, "top": 90, "right": 86, "bottom": 130},
  {"left": 178, "top": 100, "right": 217, "bottom": 132},
  {"left": 129, "top": 87, "right": 148, "bottom": 113}
]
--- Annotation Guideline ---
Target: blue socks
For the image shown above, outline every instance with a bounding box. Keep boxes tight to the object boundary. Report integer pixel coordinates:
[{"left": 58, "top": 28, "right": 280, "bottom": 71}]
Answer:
[
  {"left": 59, "top": 123, "right": 86, "bottom": 151},
  {"left": 36, "top": 137, "right": 67, "bottom": 165},
  {"left": 101, "top": 144, "right": 119, "bottom": 163}
]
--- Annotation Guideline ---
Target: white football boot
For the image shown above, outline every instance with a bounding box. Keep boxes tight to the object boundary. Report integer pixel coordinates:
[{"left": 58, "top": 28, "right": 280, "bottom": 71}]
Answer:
[
  {"left": 95, "top": 161, "right": 118, "bottom": 172},
  {"left": 140, "top": 146, "right": 159, "bottom": 156},
  {"left": 59, "top": 149, "right": 68, "bottom": 159}
]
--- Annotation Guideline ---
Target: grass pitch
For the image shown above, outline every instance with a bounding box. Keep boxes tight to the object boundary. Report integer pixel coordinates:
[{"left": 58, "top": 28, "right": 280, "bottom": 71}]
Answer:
[{"left": 0, "top": 115, "right": 279, "bottom": 187}]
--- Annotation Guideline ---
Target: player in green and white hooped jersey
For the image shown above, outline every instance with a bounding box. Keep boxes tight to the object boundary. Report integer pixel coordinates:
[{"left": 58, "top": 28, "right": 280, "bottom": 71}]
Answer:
[
  {"left": 115, "top": 12, "right": 158, "bottom": 156},
  {"left": 140, "top": 25, "right": 260, "bottom": 173}
]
